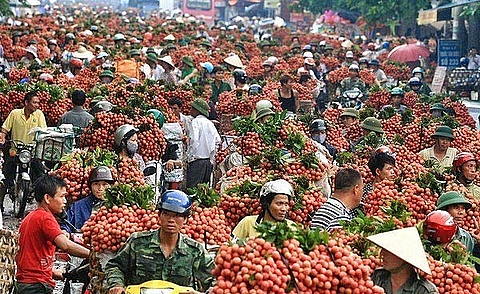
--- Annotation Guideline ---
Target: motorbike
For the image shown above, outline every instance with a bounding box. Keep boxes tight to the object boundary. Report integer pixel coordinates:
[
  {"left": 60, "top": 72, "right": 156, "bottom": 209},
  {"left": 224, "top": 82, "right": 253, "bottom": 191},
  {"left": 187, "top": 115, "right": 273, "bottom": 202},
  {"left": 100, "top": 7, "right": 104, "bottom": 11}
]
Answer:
[
  {"left": 3, "top": 140, "right": 37, "bottom": 218},
  {"left": 331, "top": 88, "right": 364, "bottom": 110},
  {"left": 125, "top": 280, "right": 195, "bottom": 294}
]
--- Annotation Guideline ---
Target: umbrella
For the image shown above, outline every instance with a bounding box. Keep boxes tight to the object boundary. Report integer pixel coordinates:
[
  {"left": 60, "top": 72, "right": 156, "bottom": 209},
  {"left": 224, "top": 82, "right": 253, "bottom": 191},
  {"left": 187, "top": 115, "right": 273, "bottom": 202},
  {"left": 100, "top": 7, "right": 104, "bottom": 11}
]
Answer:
[{"left": 387, "top": 44, "right": 430, "bottom": 63}]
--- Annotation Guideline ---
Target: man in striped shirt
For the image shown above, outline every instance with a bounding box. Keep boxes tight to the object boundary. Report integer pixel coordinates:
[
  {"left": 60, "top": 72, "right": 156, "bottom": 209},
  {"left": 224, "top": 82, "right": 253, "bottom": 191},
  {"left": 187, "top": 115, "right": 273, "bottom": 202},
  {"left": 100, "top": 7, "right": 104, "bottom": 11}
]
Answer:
[{"left": 310, "top": 168, "right": 364, "bottom": 231}]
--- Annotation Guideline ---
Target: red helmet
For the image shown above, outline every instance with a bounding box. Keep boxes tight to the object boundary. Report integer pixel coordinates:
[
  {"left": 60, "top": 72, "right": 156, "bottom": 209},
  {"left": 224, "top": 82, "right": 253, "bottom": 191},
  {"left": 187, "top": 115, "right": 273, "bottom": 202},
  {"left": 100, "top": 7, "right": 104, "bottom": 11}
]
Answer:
[
  {"left": 453, "top": 152, "right": 476, "bottom": 170},
  {"left": 423, "top": 210, "right": 457, "bottom": 244}
]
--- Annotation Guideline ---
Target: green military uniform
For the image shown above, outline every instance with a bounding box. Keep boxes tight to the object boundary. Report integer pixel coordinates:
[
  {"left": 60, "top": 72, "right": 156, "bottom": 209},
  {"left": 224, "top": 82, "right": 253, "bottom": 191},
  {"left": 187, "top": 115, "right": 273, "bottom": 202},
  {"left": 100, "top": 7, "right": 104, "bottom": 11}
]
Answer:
[
  {"left": 371, "top": 268, "right": 438, "bottom": 294},
  {"left": 105, "top": 229, "right": 214, "bottom": 291},
  {"left": 456, "top": 227, "right": 476, "bottom": 253},
  {"left": 465, "top": 182, "right": 480, "bottom": 200},
  {"left": 211, "top": 81, "right": 232, "bottom": 104},
  {"left": 339, "top": 77, "right": 366, "bottom": 94}
]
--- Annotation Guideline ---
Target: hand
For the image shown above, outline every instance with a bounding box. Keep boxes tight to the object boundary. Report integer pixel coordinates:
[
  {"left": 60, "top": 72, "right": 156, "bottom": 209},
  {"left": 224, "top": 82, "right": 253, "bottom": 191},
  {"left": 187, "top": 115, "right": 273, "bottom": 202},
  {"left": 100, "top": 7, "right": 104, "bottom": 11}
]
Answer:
[
  {"left": 109, "top": 286, "right": 125, "bottom": 294},
  {"left": 0, "top": 133, "right": 5, "bottom": 145},
  {"left": 165, "top": 160, "right": 175, "bottom": 172},
  {"left": 52, "top": 269, "right": 65, "bottom": 280}
]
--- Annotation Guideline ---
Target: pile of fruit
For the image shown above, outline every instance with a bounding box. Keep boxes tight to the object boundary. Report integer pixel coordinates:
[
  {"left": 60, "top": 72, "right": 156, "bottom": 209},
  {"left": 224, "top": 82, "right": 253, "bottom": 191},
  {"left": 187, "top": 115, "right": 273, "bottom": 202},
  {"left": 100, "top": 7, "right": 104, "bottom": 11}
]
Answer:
[
  {"left": 82, "top": 184, "right": 158, "bottom": 252},
  {"left": 211, "top": 222, "right": 384, "bottom": 294}
]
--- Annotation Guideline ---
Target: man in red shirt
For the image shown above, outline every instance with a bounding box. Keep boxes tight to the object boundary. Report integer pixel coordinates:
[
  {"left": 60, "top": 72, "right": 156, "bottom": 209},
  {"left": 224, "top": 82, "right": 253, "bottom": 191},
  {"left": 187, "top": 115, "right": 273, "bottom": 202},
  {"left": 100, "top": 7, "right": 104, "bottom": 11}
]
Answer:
[{"left": 16, "top": 174, "right": 90, "bottom": 294}]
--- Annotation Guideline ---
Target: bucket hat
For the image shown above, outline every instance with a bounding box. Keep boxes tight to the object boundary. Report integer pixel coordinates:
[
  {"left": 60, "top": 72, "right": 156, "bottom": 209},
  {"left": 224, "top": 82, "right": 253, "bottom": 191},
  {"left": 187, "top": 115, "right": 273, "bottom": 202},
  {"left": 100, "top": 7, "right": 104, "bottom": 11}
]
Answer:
[
  {"left": 129, "top": 49, "right": 141, "bottom": 57},
  {"left": 182, "top": 56, "right": 194, "bottom": 67},
  {"left": 254, "top": 108, "right": 275, "bottom": 122},
  {"left": 340, "top": 108, "right": 359, "bottom": 119},
  {"left": 436, "top": 191, "right": 472, "bottom": 211},
  {"left": 430, "top": 103, "right": 445, "bottom": 112},
  {"left": 432, "top": 126, "right": 454, "bottom": 140},
  {"left": 100, "top": 70, "right": 114, "bottom": 79},
  {"left": 191, "top": 99, "right": 210, "bottom": 117},
  {"left": 146, "top": 53, "right": 158, "bottom": 64},
  {"left": 361, "top": 117, "right": 383, "bottom": 133}
]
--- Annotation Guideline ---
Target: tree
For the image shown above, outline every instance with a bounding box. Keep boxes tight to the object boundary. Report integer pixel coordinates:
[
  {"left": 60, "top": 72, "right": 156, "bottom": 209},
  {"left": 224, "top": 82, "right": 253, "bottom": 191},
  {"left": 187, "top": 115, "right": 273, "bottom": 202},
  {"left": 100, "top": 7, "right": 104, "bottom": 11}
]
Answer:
[{"left": 0, "top": 0, "right": 13, "bottom": 17}]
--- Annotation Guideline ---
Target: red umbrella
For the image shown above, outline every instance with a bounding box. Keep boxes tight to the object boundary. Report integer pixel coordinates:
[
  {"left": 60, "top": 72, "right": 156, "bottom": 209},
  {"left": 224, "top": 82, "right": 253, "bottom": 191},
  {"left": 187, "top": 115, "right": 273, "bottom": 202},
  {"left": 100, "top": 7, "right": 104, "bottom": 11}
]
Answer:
[{"left": 387, "top": 44, "right": 430, "bottom": 63}]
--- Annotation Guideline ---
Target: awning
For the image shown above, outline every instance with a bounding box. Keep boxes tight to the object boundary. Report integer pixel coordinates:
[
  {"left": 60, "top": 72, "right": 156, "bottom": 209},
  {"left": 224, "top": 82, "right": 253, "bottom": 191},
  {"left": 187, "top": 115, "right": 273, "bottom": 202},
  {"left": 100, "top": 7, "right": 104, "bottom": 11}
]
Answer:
[{"left": 418, "top": 0, "right": 480, "bottom": 25}]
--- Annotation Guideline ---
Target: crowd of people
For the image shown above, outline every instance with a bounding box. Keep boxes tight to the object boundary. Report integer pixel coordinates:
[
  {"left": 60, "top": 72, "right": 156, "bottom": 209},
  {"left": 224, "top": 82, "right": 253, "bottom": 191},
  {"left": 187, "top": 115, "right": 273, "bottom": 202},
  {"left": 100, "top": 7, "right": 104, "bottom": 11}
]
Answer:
[{"left": 1, "top": 5, "right": 480, "bottom": 294}]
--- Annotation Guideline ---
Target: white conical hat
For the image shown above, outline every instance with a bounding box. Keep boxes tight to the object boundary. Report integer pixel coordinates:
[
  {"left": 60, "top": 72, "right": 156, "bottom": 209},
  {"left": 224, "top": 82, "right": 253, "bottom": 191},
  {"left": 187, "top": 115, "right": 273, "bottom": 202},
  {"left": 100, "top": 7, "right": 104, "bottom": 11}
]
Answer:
[
  {"left": 158, "top": 56, "right": 174, "bottom": 67},
  {"left": 367, "top": 227, "right": 431, "bottom": 275},
  {"left": 224, "top": 54, "right": 244, "bottom": 69},
  {"left": 164, "top": 34, "right": 175, "bottom": 41}
]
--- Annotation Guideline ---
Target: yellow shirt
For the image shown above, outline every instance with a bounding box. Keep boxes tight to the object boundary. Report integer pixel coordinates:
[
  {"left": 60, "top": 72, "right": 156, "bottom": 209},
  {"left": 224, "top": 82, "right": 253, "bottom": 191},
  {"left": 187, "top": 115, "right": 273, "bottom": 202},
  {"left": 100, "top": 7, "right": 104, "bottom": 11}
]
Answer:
[
  {"left": 232, "top": 215, "right": 296, "bottom": 240},
  {"left": 418, "top": 146, "right": 458, "bottom": 169},
  {"left": 2, "top": 108, "right": 46, "bottom": 145}
]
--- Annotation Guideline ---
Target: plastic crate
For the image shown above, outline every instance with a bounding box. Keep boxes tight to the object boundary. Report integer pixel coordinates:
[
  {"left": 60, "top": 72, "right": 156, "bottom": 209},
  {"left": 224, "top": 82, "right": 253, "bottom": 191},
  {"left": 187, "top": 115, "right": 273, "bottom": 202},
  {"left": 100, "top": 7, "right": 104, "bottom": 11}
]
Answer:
[{"left": 34, "top": 129, "right": 74, "bottom": 162}]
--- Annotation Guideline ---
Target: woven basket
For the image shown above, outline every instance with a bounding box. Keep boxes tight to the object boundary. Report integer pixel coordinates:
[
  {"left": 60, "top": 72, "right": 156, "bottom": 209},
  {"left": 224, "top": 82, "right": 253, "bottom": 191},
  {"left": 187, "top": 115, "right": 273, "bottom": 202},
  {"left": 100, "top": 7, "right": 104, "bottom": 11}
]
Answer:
[{"left": 0, "top": 229, "right": 19, "bottom": 294}]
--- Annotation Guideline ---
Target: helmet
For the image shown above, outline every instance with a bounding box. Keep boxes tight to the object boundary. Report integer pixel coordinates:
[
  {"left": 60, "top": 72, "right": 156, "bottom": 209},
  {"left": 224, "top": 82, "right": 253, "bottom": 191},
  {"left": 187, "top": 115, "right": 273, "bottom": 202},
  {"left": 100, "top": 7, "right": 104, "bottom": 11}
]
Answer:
[
  {"left": 65, "top": 33, "right": 75, "bottom": 40},
  {"left": 358, "top": 57, "right": 368, "bottom": 64},
  {"left": 267, "top": 56, "right": 279, "bottom": 65},
  {"left": 256, "top": 100, "right": 273, "bottom": 112},
  {"left": 408, "top": 77, "right": 422, "bottom": 87},
  {"left": 369, "top": 59, "right": 381, "bottom": 66},
  {"left": 310, "top": 119, "right": 326, "bottom": 133},
  {"left": 93, "top": 101, "right": 113, "bottom": 113},
  {"left": 304, "top": 58, "right": 315, "bottom": 66},
  {"left": 114, "top": 124, "right": 138, "bottom": 147},
  {"left": 436, "top": 191, "right": 472, "bottom": 211},
  {"left": 348, "top": 64, "right": 359, "bottom": 72},
  {"left": 113, "top": 33, "right": 126, "bottom": 41},
  {"left": 432, "top": 125, "right": 454, "bottom": 140},
  {"left": 200, "top": 62, "right": 214, "bottom": 74},
  {"left": 423, "top": 210, "right": 457, "bottom": 244},
  {"left": 88, "top": 166, "right": 114, "bottom": 186},
  {"left": 412, "top": 67, "right": 424, "bottom": 77},
  {"left": 302, "top": 51, "right": 314, "bottom": 58},
  {"left": 453, "top": 152, "right": 476, "bottom": 171},
  {"left": 390, "top": 87, "right": 404, "bottom": 96},
  {"left": 157, "top": 190, "right": 192, "bottom": 216},
  {"left": 259, "top": 179, "right": 294, "bottom": 209},
  {"left": 249, "top": 84, "right": 263, "bottom": 95},
  {"left": 233, "top": 69, "right": 248, "bottom": 84},
  {"left": 147, "top": 109, "right": 166, "bottom": 128},
  {"left": 460, "top": 57, "right": 469, "bottom": 67},
  {"left": 382, "top": 42, "right": 390, "bottom": 49},
  {"left": 430, "top": 102, "right": 445, "bottom": 112},
  {"left": 302, "top": 45, "right": 312, "bottom": 51},
  {"left": 361, "top": 117, "right": 383, "bottom": 133}
]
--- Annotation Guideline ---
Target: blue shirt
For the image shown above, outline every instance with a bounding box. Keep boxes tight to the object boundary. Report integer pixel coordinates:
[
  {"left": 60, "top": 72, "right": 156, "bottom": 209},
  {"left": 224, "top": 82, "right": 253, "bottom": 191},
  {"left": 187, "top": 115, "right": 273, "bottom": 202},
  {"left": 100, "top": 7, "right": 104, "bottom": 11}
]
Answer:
[{"left": 62, "top": 195, "right": 103, "bottom": 233}]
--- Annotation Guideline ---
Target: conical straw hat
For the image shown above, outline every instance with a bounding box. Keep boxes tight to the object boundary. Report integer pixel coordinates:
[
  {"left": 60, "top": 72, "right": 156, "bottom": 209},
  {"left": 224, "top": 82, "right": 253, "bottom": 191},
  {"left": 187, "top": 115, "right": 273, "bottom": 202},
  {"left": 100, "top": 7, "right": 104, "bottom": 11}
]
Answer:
[{"left": 367, "top": 227, "right": 431, "bottom": 275}]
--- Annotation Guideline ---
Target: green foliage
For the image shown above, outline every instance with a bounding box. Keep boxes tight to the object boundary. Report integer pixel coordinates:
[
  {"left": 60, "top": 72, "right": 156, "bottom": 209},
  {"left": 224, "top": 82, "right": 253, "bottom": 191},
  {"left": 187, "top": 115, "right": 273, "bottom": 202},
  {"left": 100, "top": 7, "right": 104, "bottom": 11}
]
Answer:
[
  {"left": 416, "top": 172, "right": 444, "bottom": 196},
  {"left": 284, "top": 132, "right": 306, "bottom": 155},
  {"left": 298, "top": 152, "right": 319, "bottom": 169},
  {"left": 358, "top": 107, "right": 376, "bottom": 121},
  {"left": 83, "top": 147, "right": 119, "bottom": 167},
  {"left": 401, "top": 108, "right": 414, "bottom": 125},
  {"left": 377, "top": 106, "right": 397, "bottom": 120},
  {"left": 188, "top": 183, "right": 220, "bottom": 208},
  {"left": 392, "top": 134, "right": 405, "bottom": 145},
  {"left": 256, "top": 221, "right": 329, "bottom": 253},
  {"left": 264, "top": 146, "right": 291, "bottom": 169},
  {"left": 427, "top": 242, "right": 479, "bottom": 267},
  {"left": 336, "top": 151, "right": 356, "bottom": 166},
  {"left": 225, "top": 180, "right": 263, "bottom": 197},
  {"left": 105, "top": 184, "right": 155, "bottom": 209}
]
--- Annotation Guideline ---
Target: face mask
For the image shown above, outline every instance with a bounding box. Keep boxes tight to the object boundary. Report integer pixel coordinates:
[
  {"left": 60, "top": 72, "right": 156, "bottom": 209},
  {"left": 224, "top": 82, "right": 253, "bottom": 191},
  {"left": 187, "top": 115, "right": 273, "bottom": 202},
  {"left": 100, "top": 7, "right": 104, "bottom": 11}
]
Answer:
[
  {"left": 126, "top": 142, "right": 138, "bottom": 157},
  {"left": 312, "top": 134, "right": 326, "bottom": 144}
]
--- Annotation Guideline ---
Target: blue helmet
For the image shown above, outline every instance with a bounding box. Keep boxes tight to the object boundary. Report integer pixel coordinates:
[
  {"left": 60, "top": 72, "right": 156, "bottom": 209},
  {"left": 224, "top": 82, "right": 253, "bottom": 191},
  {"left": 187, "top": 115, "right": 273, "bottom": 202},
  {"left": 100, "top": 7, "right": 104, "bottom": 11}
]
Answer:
[
  {"left": 158, "top": 190, "right": 192, "bottom": 216},
  {"left": 200, "top": 62, "right": 214, "bottom": 74},
  {"left": 460, "top": 57, "right": 469, "bottom": 67},
  {"left": 382, "top": 42, "right": 390, "bottom": 49}
]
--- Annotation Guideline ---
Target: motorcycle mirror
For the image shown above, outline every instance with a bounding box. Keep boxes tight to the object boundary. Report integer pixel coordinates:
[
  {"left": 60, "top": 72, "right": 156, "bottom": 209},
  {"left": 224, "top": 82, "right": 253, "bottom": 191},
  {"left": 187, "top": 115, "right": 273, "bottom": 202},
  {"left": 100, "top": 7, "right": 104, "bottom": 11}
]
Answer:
[{"left": 143, "top": 166, "right": 156, "bottom": 177}]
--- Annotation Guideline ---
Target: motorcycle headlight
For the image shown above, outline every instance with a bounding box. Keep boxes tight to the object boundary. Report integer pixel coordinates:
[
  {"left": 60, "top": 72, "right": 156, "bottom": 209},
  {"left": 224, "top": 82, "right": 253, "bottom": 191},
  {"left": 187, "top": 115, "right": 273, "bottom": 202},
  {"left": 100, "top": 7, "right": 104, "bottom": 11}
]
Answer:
[{"left": 19, "top": 150, "right": 32, "bottom": 164}]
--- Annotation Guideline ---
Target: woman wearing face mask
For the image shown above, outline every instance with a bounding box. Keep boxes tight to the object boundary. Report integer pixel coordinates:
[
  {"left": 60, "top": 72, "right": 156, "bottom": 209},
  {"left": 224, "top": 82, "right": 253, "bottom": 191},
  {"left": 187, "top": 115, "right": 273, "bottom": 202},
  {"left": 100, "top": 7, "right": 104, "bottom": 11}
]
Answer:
[
  {"left": 309, "top": 119, "right": 337, "bottom": 160},
  {"left": 114, "top": 124, "right": 146, "bottom": 172}
]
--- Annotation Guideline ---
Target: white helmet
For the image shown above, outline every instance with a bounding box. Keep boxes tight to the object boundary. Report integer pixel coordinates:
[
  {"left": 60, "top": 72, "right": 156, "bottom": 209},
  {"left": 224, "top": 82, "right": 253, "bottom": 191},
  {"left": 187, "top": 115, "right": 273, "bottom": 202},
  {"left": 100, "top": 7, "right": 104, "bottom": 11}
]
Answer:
[
  {"left": 114, "top": 124, "right": 138, "bottom": 147},
  {"left": 255, "top": 100, "right": 273, "bottom": 112},
  {"left": 302, "top": 51, "right": 313, "bottom": 58},
  {"left": 260, "top": 179, "right": 294, "bottom": 205},
  {"left": 267, "top": 56, "right": 279, "bottom": 65}
]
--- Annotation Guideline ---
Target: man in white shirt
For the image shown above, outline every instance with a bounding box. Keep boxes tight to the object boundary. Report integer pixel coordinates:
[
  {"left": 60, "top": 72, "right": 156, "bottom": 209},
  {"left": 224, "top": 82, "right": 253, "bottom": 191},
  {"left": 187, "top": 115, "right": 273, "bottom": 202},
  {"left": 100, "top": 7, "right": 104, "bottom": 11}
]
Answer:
[
  {"left": 186, "top": 99, "right": 221, "bottom": 189},
  {"left": 468, "top": 48, "right": 480, "bottom": 70}
]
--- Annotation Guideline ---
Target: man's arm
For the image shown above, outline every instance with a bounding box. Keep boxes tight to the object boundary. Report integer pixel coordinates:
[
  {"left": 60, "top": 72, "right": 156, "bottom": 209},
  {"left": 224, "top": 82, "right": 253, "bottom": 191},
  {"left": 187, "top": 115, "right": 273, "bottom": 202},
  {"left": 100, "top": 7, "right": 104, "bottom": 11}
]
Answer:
[
  {"left": 54, "top": 234, "right": 90, "bottom": 258},
  {"left": 105, "top": 239, "right": 133, "bottom": 290}
]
